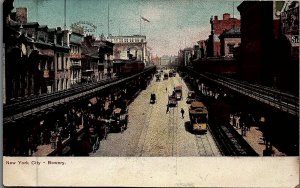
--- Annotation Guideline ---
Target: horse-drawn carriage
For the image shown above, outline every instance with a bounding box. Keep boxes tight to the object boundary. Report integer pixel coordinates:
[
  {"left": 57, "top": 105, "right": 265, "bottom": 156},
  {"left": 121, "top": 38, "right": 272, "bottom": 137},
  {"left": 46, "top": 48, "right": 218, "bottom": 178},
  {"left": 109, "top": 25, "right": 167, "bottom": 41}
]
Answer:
[
  {"left": 186, "top": 91, "right": 196, "bottom": 104},
  {"left": 150, "top": 93, "right": 156, "bottom": 104},
  {"left": 88, "top": 126, "right": 100, "bottom": 153},
  {"left": 168, "top": 95, "right": 177, "bottom": 107},
  {"left": 109, "top": 108, "right": 128, "bottom": 133},
  {"left": 155, "top": 74, "right": 161, "bottom": 82}
]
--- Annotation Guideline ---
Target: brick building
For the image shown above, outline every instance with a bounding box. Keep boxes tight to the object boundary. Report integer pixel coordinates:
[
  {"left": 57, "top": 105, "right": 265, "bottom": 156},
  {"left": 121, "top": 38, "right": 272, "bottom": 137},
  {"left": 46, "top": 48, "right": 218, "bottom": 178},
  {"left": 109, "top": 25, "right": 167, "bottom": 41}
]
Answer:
[
  {"left": 219, "top": 27, "right": 241, "bottom": 57},
  {"left": 207, "top": 13, "right": 240, "bottom": 57}
]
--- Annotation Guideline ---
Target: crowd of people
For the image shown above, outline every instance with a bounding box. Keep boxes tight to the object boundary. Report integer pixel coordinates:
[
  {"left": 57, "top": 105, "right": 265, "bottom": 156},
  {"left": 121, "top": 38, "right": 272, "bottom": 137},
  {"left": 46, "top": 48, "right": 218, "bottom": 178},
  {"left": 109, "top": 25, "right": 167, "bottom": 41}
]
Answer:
[
  {"left": 229, "top": 112, "right": 255, "bottom": 136},
  {"left": 5, "top": 88, "right": 131, "bottom": 156}
]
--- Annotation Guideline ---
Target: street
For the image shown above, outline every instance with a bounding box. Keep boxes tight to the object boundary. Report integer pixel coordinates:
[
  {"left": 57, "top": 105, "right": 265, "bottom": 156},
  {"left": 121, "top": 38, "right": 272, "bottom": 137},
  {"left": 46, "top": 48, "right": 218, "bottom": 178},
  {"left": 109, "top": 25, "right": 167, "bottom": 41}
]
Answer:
[{"left": 91, "top": 71, "right": 220, "bottom": 157}]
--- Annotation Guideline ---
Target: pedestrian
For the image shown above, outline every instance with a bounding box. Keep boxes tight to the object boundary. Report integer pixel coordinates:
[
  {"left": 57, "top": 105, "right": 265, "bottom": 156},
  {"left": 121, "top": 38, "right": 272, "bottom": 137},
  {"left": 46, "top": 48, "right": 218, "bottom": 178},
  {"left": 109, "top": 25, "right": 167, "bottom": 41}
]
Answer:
[
  {"left": 166, "top": 104, "right": 169, "bottom": 113},
  {"left": 236, "top": 115, "right": 240, "bottom": 129},
  {"left": 166, "top": 87, "right": 167, "bottom": 93},
  {"left": 28, "top": 134, "right": 34, "bottom": 156},
  {"left": 229, "top": 114, "right": 233, "bottom": 125},
  {"left": 56, "top": 134, "right": 62, "bottom": 156},
  {"left": 50, "top": 131, "right": 57, "bottom": 149},
  {"left": 233, "top": 114, "right": 236, "bottom": 128},
  {"left": 180, "top": 108, "right": 185, "bottom": 118}
]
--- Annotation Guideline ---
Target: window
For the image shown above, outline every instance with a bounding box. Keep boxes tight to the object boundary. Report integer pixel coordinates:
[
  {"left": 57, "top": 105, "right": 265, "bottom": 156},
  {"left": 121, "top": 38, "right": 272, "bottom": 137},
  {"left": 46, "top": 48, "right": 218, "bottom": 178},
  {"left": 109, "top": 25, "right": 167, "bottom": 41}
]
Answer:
[
  {"left": 56, "top": 53, "right": 59, "bottom": 70},
  {"left": 57, "top": 80, "right": 60, "bottom": 91},
  {"left": 50, "top": 60, "right": 54, "bottom": 70},
  {"left": 61, "top": 54, "right": 64, "bottom": 70},
  {"left": 228, "top": 44, "right": 234, "bottom": 54},
  {"left": 65, "top": 57, "right": 68, "bottom": 69}
]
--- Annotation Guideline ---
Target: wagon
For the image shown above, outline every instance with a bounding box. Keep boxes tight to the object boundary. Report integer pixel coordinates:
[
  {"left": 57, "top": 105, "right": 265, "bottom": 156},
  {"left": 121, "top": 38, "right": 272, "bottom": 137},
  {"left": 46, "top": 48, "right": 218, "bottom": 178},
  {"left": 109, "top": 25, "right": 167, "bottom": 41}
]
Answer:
[
  {"left": 110, "top": 108, "right": 128, "bottom": 133},
  {"left": 168, "top": 95, "right": 177, "bottom": 107},
  {"left": 150, "top": 93, "right": 156, "bottom": 104},
  {"left": 186, "top": 91, "right": 196, "bottom": 104}
]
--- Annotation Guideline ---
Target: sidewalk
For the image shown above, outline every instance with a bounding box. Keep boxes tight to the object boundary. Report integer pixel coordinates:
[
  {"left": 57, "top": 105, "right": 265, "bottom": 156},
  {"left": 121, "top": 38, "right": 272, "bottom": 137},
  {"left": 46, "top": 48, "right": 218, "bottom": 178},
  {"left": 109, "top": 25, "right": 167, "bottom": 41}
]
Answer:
[
  {"left": 32, "top": 125, "right": 84, "bottom": 156},
  {"left": 231, "top": 124, "right": 286, "bottom": 156}
]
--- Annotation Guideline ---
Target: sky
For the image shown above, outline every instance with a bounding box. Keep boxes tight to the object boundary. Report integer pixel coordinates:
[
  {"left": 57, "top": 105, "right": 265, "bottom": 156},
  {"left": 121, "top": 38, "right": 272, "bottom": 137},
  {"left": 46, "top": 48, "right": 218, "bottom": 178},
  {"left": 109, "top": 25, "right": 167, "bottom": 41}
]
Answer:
[{"left": 14, "top": 0, "right": 243, "bottom": 56}]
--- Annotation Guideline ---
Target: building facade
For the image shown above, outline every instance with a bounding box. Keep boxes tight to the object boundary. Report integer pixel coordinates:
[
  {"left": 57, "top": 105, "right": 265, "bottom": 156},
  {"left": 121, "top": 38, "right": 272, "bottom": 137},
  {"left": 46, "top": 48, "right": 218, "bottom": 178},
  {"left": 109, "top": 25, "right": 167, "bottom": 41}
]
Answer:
[
  {"left": 207, "top": 13, "right": 240, "bottom": 57},
  {"left": 81, "top": 35, "right": 114, "bottom": 82},
  {"left": 237, "top": 1, "right": 299, "bottom": 94},
  {"left": 69, "top": 30, "right": 84, "bottom": 86},
  {"left": 3, "top": 7, "right": 71, "bottom": 103},
  {"left": 197, "top": 40, "right": 207, "bottom": 59},
  {"left": 219, "top": 27, "right": 241, "bottom": 57},
  {"left": 107, "top": 35, "right": 148, "bottom": 65}
]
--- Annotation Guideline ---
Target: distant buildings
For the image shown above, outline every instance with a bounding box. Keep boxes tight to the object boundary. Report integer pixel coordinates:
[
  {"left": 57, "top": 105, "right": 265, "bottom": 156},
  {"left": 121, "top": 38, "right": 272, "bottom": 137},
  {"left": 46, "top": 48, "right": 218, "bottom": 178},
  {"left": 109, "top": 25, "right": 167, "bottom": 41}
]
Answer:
[
  {"left": 177, "top": 48, "right": 193, "bottom": 67},
  {"left": 178, "top": 13, "right": 241, "bottom": 66},
  {"left": 151, "top": 55, "right": 160, "bottom": 66},
  {"left": 160, "top": 55, "right": 171, "bottom": 66}
]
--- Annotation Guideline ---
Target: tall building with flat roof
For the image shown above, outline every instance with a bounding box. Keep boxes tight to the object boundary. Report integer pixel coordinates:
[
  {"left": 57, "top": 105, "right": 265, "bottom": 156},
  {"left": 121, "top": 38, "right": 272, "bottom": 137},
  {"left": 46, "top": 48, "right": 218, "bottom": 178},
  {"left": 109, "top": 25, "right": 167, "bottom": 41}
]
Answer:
[{"left": 107, "top": 35, "right": 148, "bottom": 65}]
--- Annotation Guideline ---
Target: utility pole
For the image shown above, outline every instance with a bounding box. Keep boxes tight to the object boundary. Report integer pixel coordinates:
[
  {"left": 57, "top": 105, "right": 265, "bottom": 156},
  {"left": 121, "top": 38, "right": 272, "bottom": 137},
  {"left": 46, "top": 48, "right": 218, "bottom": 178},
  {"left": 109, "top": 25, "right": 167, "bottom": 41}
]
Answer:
[
  {"left": 108, "top": 3, "right": 110, "bottom": 36},
  {"left": 233, "top": 1, "right": 235, "bottom": 19},
  {"left": 64, "top": 0, "right": 67, "bottom": 30},
  {"left": 139, "top": 10, "right": 142, "bottom": 35},
  {"left": 140, "top": 16, "right": 142, "bottom": 35}
]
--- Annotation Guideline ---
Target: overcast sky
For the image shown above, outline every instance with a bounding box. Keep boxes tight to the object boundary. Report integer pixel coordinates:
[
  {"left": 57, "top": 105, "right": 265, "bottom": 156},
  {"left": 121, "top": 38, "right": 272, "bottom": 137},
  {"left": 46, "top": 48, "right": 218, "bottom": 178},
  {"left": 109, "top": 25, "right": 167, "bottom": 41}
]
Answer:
[{"left": 14, "top": 0, "right": 243, "bottom": 56}]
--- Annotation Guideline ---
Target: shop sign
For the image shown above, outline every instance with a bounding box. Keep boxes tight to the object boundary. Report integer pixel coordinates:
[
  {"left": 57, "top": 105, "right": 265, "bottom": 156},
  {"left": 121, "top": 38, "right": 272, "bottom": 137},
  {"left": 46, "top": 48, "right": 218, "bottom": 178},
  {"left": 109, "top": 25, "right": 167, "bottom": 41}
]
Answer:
[
  {"left": 291, "top": 35, "right": 299, "bottom": 43},
  {"left": 39, "top": 49, "right": 54, "bottom": 57},
  {"left": 70, "top": 53, "right": 81, "bottom": 59},
  {"left": 71, "top": 21, "right": 97, "bottom": 34},
  {"left": 56, "top": 71, "right": 65, "bottom": 79}
]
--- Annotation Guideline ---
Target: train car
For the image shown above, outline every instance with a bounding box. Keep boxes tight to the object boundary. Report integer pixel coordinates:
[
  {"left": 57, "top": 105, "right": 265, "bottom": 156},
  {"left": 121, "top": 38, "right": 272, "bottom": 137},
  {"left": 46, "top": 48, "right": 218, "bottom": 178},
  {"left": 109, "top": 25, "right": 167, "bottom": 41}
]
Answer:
[
  {"left": 189, "top": 101, "right": 208, "bottom": 133},
  {"left": 113, "top": 59, "right": 145, "bottom": 76}
]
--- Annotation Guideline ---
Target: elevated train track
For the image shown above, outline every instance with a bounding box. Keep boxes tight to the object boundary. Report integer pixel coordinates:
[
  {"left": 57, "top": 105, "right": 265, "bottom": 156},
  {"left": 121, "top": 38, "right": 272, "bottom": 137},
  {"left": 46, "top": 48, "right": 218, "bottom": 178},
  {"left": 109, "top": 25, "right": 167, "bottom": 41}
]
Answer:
[
  {"left": 3, "top": 66, "right": 156, "bottom": 125},
  {"left": 183, "top": 72, "right": 258, "bottom": 156},
  {"left": 185, "top": 67, "right": 299, "bottom": 117}
]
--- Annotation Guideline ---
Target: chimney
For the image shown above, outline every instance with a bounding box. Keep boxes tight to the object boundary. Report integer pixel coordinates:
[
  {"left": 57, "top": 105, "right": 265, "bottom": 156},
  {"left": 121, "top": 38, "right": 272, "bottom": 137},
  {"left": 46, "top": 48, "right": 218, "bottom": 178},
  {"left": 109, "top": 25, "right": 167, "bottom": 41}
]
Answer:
[
  {"left": 223, "top": 13, "right": 230, "bottom": 20},
  {"left": 214, "top": 16, "right": 218, "bottom": 20},
  {"left": 16, "top": 7, "right": 27, "bottom": 24}
]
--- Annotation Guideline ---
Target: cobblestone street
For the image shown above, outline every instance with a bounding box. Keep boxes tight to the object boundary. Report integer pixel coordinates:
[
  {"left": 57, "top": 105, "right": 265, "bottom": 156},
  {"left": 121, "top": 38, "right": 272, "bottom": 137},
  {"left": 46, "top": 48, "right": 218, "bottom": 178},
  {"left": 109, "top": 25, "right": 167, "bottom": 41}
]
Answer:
[{"left": 92, "top": 71, "right": 221, "bottom": 157}]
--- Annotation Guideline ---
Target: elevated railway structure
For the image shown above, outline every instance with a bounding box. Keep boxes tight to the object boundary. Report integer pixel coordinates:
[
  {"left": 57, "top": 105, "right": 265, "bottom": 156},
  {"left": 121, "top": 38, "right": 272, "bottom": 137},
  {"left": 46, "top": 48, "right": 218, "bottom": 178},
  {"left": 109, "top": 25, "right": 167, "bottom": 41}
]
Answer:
[
  {"left": 3, "top": 66, "right": 156, "bottom": 125},
  {"left": 184, "top": 67, "right": 298, "bottom": 117},
  {"left": 181, "top": 66, "right": 299, "bottom": 156}
]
